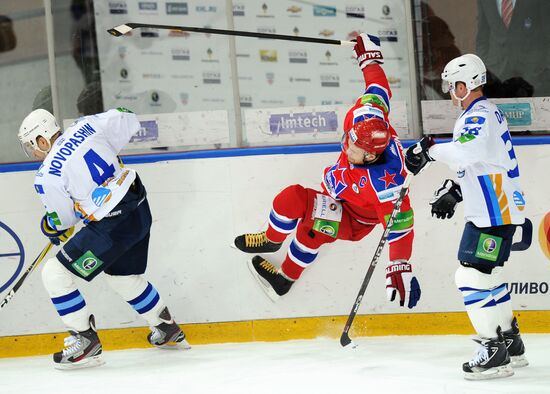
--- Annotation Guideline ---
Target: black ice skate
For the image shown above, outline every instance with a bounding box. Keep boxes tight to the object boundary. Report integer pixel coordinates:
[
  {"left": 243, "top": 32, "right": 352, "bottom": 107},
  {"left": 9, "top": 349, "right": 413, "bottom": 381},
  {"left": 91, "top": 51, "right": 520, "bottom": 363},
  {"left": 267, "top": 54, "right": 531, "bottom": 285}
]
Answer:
[
  {"left": 462, "top": 327, "right": 514, "bottom": 380},
  {"left": 234, "top": 231, "right": 282, "bottom": 254},
  {"left": 247, "top": 256, "right": 294, "bottom": 302},
  {"left": 148, "top": 307, "right": 191, "bottom": 350},
  {"left": 503, "top": 317, "right": 528, "bottom": 368},
  {"left": 53, "top": 314, "right": 104, "bottom": 370}
]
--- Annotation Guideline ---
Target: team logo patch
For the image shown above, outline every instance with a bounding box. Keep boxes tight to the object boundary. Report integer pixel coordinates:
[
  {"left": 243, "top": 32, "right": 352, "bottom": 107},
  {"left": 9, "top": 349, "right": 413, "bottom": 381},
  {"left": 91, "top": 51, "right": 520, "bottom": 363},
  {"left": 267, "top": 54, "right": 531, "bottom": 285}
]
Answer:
[
  {"left": 91, "top": 187, "right": 112, "bottom": 207},
  {"left": 513, "top": 191, "right": 526, "bottom": 211},
  {"left": 312, "top": 219, "right": 339, "bottom": 238},
  {"left": 71, "top": 251, "right": 104, "bottom": 278},
  {"left": 324, "top": 164, "right": 348, "bottom": 196},
  {"left": 475, "top": 234, "right": 502, "bottom": 262}
]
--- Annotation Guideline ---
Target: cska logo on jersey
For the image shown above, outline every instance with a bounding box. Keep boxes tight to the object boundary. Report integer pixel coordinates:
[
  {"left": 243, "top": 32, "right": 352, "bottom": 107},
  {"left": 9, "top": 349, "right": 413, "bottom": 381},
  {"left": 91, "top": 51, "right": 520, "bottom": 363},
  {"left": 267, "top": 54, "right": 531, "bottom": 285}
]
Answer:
[{"left": 325, "top": 164, "right": 348, "bottom": 196}]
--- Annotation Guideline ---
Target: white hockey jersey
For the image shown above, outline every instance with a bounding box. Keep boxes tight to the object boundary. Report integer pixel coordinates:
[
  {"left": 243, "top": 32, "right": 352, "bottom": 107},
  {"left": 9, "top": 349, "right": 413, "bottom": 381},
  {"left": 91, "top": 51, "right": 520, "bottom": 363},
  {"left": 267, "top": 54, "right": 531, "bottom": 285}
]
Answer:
[
  {"left": 34, "top": 109, "right": 141, "bottom": 230},
  {"left": 429, "top": 97, "right": 525, "bottom": 227}
]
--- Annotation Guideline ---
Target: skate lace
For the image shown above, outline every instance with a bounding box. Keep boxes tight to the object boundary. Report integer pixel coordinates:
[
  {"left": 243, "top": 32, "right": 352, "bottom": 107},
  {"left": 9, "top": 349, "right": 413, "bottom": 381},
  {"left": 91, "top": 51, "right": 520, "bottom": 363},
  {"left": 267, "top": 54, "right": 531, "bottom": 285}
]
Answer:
[
  {"left": 62, "top": 335, "right": 82, "bottom": 357},
  {"left": 259, "top": 260, "right": 277, "bottom": 275},
  {"left": 245, "top": 232, "right": 268, "bottom": 247},
  {"left": 469, "top": 343, "right": 489, "bottom": 367}
]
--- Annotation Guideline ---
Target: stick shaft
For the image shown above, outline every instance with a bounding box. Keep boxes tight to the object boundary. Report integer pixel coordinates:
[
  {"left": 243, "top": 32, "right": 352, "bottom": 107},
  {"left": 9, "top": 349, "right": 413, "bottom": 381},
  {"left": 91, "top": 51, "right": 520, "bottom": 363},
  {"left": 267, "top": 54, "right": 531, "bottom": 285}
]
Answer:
[
  {"left": 108, "top": 23, "right": 355, "bottom": 46},
  {"left": 0, "top": 242, "right": 53, "bottom": 310},
  {"left": 340, "top": 175, "right": 412, "bottom": 346}
]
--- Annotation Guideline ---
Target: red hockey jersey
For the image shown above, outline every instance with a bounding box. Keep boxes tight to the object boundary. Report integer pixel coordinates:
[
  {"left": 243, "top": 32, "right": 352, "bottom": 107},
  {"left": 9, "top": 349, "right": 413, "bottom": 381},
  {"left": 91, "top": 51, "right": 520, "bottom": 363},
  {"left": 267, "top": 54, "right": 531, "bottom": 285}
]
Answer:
[{"left": 321, "top": 64, "right": 413, "bottom": 252}]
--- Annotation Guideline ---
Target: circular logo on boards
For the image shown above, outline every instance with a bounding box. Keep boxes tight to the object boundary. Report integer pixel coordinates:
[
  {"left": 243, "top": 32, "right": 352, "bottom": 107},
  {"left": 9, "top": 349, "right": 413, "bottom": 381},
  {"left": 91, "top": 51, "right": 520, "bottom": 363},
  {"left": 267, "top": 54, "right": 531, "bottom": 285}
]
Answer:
[
  {"left": 483, "top": 238, "right": 497, "bottom": 253},
  {"left": 0, "top": 221, "right": 25, "bottom": 294}
]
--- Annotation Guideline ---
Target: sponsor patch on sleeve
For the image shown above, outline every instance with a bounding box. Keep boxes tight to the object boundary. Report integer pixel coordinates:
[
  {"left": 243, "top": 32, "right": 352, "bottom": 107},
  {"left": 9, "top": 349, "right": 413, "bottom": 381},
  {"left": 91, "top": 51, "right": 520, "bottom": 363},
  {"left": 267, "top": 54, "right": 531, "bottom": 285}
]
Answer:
[{"left": 465, "top": 116, "right": 485, "bottom": 125}]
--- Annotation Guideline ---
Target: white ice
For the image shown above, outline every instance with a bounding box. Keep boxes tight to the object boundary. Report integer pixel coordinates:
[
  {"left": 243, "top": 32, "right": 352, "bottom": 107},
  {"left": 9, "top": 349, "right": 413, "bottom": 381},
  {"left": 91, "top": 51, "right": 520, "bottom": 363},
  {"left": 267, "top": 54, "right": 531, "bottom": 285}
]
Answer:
[{"left": 1, "top": 335, "right": 549, "bottom": 394}]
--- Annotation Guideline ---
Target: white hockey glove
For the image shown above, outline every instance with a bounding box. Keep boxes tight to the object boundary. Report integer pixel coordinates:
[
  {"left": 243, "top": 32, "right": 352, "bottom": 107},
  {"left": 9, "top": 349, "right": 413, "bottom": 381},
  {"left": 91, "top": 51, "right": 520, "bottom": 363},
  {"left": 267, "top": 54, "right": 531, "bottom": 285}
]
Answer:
[
  {"left": 430, "top": 179, "right": 463, "bottom": 219},
  {"left": 352, "top": 33, "right": 383, "bottom": 69},
  {"left": 385, "top": 261, "right": 421, "bottom": 309}
]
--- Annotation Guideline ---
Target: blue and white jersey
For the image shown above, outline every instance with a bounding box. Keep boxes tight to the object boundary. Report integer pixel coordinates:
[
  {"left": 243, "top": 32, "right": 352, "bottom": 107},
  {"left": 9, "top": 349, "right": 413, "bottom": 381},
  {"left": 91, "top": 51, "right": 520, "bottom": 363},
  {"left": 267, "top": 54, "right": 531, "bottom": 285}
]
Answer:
[
  {"left": 429, "top": 97, "right": 525, "bottom": 227},
  {"left": 34, "top": 108, "right": 141, "bottom": 230}
]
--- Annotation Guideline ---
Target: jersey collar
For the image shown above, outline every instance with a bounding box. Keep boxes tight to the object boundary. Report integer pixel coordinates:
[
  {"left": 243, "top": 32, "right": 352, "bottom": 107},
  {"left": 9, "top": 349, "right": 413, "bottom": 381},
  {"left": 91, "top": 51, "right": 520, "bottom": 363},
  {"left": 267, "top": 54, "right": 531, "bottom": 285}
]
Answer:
[{"left": 461, "top": 96, "right": 487, "bottom": 117}]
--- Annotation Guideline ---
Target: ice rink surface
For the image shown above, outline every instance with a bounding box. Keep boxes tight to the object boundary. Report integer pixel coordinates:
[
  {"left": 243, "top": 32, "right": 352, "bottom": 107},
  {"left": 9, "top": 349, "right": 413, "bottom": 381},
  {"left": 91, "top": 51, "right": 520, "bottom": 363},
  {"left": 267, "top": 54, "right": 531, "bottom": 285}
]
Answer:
[{"left": 1, "top": 334, "right": 549, "bottom": 394}]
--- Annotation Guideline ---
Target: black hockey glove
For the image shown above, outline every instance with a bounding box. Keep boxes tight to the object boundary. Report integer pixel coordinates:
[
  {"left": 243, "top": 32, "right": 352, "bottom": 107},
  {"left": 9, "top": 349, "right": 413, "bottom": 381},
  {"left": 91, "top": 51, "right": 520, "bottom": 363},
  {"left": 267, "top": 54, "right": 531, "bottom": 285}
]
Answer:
[
  {"left": 429, "top": 179, "right": 463, "bottom": 219},
  {"left": 404, "top": 136, "right": 435, "bottom": 175}
]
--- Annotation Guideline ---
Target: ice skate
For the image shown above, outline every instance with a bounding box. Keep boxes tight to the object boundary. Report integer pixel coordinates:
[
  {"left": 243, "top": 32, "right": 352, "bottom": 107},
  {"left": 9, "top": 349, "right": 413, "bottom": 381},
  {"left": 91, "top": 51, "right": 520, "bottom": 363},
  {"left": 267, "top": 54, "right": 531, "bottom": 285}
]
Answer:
[
  {"left": 148, "top": 307, "right": 191, "bottom": 350},
  {"left": 234, "top": 231, "right": 281, "bottom": 254},
  {"left": 247, "top": 256, "right": 293, "bottom": 302},
  {"left": 53, "top": 315, "right": 104, "bottom": 370},
  {"left": 503, "top": 317, "right": 528, "bottom": 368},
  {"left": 462, "top": 327, "right": 513, "bottom": 380}
]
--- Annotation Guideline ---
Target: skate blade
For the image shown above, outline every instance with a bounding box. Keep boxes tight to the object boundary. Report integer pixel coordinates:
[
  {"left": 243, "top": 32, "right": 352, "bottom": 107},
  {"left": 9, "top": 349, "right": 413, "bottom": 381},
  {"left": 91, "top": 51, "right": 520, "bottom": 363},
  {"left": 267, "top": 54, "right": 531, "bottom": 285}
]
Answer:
[
  {"left": 54, "top": 355, "right": 105, "bottom": 370},
  {"left": 246, "top": 259, "right": 280, "bottom": 302},
  {"left": 510, "top": 355, "right": 529, "bottom": 368},
  {"left": 463, "top": 364, "right": 514, "bottom": 380},
  {"left": 155, "top": 338, "right": 191, "bottom": 350}
]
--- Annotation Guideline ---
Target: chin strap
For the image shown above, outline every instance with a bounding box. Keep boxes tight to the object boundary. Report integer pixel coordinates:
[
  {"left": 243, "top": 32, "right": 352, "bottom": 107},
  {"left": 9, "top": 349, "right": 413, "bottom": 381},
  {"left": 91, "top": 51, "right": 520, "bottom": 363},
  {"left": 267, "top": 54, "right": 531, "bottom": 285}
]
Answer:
[{"left": 451, "top": 89, "right": 472, "bottom": 107}]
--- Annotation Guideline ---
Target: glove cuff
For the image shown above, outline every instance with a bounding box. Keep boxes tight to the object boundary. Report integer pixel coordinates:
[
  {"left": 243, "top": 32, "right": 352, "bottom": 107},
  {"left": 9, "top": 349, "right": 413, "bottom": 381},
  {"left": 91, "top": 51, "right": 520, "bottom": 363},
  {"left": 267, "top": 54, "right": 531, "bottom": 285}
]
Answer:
[
  {"left": 385, "top": 260, "right": 412, "bottom": 273},
  {"left": 446, "top": 180, "right": 463, "bottom": 202},
  {"left": 40, "top": 215, "right": 63, "bottom": 238},
  {"left": 357, "top": 51, "right": 384, "bottom": 68}
]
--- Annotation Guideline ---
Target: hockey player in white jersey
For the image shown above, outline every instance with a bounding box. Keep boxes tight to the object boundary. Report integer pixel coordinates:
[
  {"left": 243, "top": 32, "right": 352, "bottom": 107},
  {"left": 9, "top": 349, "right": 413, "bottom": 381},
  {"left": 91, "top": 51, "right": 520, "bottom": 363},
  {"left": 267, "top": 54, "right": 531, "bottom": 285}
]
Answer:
[
  {"left": 18, "top": 108, "right": 189, "bottom": 369},
  {"left": 404, "top": 54, "right": 528, "bottom": 380}
]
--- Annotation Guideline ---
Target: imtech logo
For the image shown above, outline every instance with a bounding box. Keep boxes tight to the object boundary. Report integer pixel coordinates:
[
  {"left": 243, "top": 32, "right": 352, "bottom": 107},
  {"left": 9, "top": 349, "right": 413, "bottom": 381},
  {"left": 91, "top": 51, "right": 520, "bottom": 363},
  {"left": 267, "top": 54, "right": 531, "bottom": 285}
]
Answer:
[
  {"left": 0, "top": 222, "right": 25, "bottom": 294},
  {"left": 269, "top": 111, "right": 338, "bottom": 134}
]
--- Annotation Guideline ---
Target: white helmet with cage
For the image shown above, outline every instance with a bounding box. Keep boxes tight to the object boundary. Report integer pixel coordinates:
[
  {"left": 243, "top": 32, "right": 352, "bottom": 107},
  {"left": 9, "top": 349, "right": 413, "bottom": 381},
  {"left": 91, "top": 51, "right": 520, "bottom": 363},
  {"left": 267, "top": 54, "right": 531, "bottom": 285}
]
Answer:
[
  {"left": 18, "top": 109, "right": 60, "bottom": 157},
  {"left": 441, "top": 53, "right": 487, "bottom": 94}
]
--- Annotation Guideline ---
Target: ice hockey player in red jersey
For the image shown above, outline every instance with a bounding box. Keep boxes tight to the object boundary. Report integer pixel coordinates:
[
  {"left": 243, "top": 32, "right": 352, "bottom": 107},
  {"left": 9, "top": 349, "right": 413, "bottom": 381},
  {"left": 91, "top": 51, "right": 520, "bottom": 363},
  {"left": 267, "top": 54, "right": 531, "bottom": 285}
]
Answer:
[{"left": 234, "top": 34, "right": 421, "bottom": 307}]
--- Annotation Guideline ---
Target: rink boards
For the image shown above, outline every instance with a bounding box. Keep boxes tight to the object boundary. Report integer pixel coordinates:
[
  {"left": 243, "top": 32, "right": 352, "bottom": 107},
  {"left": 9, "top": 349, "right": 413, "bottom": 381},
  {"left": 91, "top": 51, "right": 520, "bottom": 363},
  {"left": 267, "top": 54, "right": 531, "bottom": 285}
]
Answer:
[{"left": 1, "top": 142, "right": 549, "bottom": 357}]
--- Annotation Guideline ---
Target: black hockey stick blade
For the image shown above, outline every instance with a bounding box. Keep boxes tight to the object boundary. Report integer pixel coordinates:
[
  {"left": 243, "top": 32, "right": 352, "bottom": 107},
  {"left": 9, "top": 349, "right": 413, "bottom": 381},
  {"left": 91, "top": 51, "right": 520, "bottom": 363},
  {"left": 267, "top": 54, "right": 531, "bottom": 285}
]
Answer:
[
  {"left": 107, "top": 23, "right": 355, "bottom": 46},
  {"left": 340, "top": 332, "right": 353, "bottom": 347}
]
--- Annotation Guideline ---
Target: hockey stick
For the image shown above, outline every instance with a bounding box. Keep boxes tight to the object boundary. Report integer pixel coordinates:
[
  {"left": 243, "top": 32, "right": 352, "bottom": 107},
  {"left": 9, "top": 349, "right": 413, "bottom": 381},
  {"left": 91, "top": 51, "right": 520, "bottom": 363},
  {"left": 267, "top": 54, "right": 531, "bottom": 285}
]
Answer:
[
  {"left": 107, "top": 23, "right": 356, "bottom": 46},
  {"left": 0, "top": 242, "right": 53, "bottom": 310},
  {"left": 340, "top": 174, "right": 413, "bottom": 347}
]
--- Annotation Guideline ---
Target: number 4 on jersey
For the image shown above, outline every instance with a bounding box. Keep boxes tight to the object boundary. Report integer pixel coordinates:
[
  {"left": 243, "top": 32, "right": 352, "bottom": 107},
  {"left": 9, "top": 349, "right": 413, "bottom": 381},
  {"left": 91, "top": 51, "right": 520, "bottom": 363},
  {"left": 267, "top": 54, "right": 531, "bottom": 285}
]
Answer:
[{"left": 83, "top": 149, "right": 115, "bottom": 185}]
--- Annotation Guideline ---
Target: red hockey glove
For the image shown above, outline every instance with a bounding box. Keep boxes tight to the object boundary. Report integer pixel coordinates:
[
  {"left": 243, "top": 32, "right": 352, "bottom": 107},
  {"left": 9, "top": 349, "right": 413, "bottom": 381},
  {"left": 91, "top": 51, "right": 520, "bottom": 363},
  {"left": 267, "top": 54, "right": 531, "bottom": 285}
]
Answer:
[
  {"left": 353, "top": 33, "right": 383, "bottom": 69},
  {"left": 385, "top": 261, "right": 421, "bottom": 309}
]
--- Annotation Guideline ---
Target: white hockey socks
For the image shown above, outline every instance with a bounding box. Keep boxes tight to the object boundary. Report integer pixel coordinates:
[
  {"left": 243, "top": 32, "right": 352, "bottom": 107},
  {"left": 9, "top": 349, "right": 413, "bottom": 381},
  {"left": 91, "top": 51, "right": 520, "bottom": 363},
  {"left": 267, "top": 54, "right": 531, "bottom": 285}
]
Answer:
[
  {"left": 41, "top": 257, "right": 90, "bottom": 332},
  {"left": 492, "top": 267, "right": 514, "bottom": 332},
  {"left": 104, "top": 274, "right": 167, "bottom": 326},
  {"left": 455, "top": 266, "right": 513, "bottom": 338}
]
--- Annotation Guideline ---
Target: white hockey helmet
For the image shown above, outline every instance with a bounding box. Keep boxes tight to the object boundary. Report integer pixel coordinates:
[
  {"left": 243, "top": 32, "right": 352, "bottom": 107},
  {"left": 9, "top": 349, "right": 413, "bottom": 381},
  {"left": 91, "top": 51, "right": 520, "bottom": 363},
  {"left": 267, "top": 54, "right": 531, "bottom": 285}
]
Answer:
[
  {"left": 441, "top": 54, "right": 487, "bottom": 94},
  {"left": 18, "top": 109, "right": 60, "bottom": 157}
]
